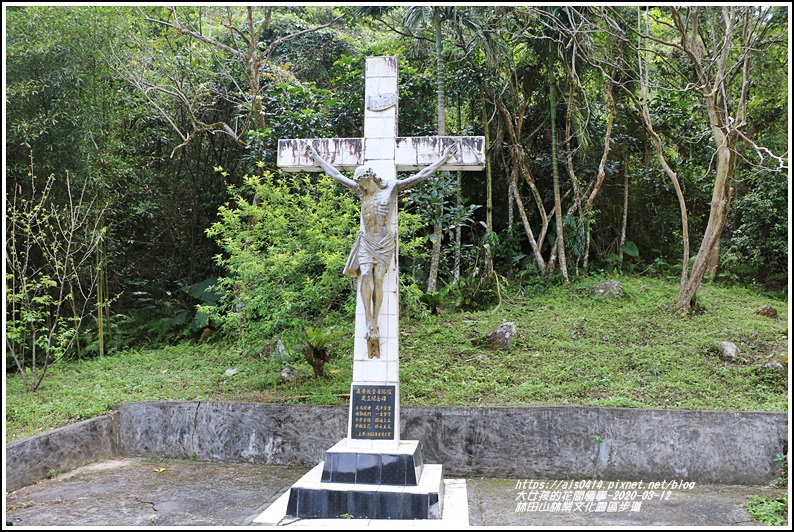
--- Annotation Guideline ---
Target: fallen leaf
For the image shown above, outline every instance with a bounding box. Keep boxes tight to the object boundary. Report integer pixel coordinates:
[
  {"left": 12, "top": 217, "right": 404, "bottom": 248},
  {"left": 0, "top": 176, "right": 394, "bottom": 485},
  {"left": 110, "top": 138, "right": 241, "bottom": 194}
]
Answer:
[
  {"left": 328, "top": 369, "right": 340, "bottom": 374},
  {"left": 152, "top": 467, "right": 167, "bottom": 473}
]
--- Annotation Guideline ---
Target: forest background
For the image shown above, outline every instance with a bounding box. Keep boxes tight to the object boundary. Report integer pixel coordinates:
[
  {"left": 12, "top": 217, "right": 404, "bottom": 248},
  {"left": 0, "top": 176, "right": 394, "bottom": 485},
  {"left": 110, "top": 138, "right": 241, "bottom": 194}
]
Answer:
[{"left": 4, "top": 5, "right": 790, "bottom": 437}]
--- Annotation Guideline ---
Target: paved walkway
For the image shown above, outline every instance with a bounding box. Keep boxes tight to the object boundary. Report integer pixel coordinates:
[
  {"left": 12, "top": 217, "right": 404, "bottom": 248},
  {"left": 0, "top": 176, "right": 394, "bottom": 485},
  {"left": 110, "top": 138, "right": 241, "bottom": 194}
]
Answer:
[{"left": 4, "top": 457, "right": 783, "bottom": 527}]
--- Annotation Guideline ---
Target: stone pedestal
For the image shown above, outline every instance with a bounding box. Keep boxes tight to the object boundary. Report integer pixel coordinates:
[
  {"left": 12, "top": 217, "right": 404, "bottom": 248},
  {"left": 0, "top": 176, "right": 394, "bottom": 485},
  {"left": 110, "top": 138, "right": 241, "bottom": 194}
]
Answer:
[{"left": 286, "top": 439, "right": 444, "bottom": 519}]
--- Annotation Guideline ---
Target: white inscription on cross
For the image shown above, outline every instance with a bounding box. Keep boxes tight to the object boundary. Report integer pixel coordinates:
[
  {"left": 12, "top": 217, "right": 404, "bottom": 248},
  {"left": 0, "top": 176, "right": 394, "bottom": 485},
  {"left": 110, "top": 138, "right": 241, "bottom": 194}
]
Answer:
[{"left": 278, "top": 56, "right": 484, "bottom": 449}]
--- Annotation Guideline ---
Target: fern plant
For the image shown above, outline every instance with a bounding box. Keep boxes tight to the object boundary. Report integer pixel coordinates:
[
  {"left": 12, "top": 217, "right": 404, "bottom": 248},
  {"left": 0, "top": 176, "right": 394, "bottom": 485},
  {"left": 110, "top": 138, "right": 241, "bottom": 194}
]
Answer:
[{"left": 303, "top": 326, "right": 341, "bottom": 379}]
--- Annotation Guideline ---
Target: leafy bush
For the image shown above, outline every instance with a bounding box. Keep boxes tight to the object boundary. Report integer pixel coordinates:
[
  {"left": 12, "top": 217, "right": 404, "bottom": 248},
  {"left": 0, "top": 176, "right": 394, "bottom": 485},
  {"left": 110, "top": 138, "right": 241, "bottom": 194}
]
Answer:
[{"left": 205, "top": 170, "right": 359, "bottom": 342}]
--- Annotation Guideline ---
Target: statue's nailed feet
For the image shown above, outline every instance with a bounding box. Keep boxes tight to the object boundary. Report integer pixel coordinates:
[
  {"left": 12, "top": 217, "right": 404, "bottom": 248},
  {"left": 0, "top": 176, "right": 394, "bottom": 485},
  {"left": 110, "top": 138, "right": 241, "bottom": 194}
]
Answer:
[
  {"left": 365, "top": 325, "right": 380, "bottom": 359},
  {"left": 365, "top": 325, "right": 380, "bottom": 341}
]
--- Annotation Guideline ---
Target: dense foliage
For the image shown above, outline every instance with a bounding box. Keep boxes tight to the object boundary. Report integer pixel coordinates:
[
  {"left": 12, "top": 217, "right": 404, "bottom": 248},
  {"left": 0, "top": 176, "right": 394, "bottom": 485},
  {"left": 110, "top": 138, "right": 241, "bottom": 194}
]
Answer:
[
  {"left": 4, "top": 6, "right": 788, "bottom": 387},
  {"left": 205, "top": 171, "right": 359, "bottom": 339}
]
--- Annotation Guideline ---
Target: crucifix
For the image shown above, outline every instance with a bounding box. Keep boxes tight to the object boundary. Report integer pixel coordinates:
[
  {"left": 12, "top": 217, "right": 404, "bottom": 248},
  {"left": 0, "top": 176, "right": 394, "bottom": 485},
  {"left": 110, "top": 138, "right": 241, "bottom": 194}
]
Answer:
[
  {"left": 273, "top": 55, "right": 484, "bottom": 521},
  {"left": 278, "top": 56, "right": 484, "bottom": 450}
]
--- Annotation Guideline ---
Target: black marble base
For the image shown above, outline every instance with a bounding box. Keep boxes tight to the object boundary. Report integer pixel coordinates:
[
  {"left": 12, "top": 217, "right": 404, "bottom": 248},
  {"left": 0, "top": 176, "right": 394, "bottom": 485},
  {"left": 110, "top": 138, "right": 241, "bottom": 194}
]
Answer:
[
  {"left": 287, "top": 483, "right": 441, "bottom": 519},
  {"left": 320, "top": 443, "right": 423, "bottom": 485},
  {"left": 285, "top": 438, "right": 444, "bottom": 520},
  {"left": 285, "top": 463, "right": 444, "bottom": 519}
]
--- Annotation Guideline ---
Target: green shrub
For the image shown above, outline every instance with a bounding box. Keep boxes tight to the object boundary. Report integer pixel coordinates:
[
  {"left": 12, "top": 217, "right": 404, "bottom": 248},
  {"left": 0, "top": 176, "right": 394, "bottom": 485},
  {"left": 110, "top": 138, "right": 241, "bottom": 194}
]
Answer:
[{"left": 205, "top": 171, "right": 359, "bottom": 340}]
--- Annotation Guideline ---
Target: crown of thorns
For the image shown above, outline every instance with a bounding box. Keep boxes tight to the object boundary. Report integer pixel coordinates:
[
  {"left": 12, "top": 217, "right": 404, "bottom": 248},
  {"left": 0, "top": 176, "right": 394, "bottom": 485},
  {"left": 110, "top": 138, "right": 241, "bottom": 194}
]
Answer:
[{"left": 353, "top": 166, "right": 386, "bottom": 188}]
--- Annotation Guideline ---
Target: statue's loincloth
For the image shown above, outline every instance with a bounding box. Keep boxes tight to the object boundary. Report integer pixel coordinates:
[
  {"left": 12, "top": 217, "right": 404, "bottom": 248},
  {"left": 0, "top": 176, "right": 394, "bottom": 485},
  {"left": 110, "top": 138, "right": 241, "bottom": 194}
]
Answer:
[{"left": 343, "top": 231, "right": 395, "bottom": 277}]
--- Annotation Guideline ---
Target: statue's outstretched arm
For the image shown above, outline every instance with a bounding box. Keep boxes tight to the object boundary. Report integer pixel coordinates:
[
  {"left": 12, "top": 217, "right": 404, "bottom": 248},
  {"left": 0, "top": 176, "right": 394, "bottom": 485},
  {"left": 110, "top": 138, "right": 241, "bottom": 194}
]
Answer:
[
  {"left": 307, "top": 145, "right": 357, "bottom": 190},
  {"left": 395, "top": 144, "right": 458, "bottom": 192}
]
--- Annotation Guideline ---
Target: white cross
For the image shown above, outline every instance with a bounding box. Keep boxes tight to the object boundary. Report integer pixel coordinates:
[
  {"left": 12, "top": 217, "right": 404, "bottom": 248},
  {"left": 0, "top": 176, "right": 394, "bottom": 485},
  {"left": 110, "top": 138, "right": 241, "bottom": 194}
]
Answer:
[{"left": 278, "top": 56, "right": 484, "bottom": 449}]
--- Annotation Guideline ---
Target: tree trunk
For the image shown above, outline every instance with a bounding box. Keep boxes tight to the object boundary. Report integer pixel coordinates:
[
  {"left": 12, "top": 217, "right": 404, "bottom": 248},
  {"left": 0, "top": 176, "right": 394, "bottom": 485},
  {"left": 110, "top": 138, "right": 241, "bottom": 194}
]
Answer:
[
  {"left": 583, "top": 80, "right": 615, "bottom": 215},
  {"left": 548, "top": 42, "right": 568, "bottom": 282},
  {"left": 677, "top": 132, "right": 736, "bottom": 310},
  {"left": 426, "top": 224, "right": 443, "bottom": 293},
  {"left": 434, "top": 12, "right": 445, "bottom": 136},
  {"left": 454, "top": 96, "right": 462, "bottom": 284},
  {"left": 484, "top": 77, "right": 555, "bottom": 274},
  {"left": 426, "top": 10, "right": 445, "bottom": 293},
  {"left": 672, "top": 6, "right": 742, "bottom": 313},
  {"left": 480, "top": 95, "right": 495, "bottom": 274},
  {"left": 96, "top": 243, "right": 105, "bottom": 356},
  {"left": 704, "top": 239, "right": 720, "bottom": 279},
  {"left": 564, "top": 70, "right": 584, "bottom": 273},
  {"left": 511, "top": 167, "right": 546, "bottom": 271},
  {"left": 619, "top": 154, "right": 629, "bottom": 262},
  {"left": 507, "top": 169, "right": 514, "bottom": 228},
  {"left": 583, "top": 231, "right": 591, "bottom": 275},
  {"left": 562, "top": 58, "right": 616, "bottom": 274},
  {"left": 482, "top": 96, "right": 493, "bottom": 234}
]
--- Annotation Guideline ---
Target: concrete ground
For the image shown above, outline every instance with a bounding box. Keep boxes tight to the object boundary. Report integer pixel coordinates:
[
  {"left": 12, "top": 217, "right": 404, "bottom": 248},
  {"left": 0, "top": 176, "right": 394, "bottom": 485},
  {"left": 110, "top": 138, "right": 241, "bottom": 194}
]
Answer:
[{"left": 4, "top": 456, "right": 785, "bottom": 528}]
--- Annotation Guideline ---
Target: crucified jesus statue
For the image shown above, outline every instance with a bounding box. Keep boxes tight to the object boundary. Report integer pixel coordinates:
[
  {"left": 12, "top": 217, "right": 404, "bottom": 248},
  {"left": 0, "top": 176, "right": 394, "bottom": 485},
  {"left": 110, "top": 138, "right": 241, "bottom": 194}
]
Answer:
[{"left": 308, "top": 144, "right": 458, "bottom": 358}]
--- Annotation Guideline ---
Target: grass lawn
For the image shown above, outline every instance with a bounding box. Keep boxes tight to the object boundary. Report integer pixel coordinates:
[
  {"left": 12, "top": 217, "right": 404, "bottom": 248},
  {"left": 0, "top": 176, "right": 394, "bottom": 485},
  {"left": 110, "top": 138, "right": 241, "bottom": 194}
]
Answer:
[{"left": 5, "top": 275, "right": 788, "bottom": 441}]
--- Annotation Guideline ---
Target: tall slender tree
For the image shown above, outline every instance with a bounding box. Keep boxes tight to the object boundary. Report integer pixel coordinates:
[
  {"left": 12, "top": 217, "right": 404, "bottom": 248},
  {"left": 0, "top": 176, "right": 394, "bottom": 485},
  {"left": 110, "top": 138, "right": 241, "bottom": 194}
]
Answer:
[
  {"left": 547, "top": 38, "right": 569, "bottom": 281},
  {"left": 401, "top": 6, "right": 453, "bottom": 292}
]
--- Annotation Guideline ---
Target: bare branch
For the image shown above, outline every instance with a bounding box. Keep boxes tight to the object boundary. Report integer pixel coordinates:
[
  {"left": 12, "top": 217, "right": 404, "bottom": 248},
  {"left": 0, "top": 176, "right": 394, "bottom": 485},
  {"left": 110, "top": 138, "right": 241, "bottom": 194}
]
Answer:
[
  {"left": 736, "top": 130, "right": 789, "bottom": 172},
  {"left": 139, "top": 7, "right": 244, "bottom": 58},
  {"left": 222, "top": 20, "right": 250, "bottom": 46},
  {"left": 169, "top": 122, "right": 246, "bottom": 158}
]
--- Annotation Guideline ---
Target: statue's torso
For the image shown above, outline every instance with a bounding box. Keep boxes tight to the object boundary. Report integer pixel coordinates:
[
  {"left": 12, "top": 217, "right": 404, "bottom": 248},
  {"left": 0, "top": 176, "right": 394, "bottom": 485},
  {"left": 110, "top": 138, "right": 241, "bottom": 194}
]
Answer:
[{"left": 360, "top": 183, "right": 397, "bottom": 238}]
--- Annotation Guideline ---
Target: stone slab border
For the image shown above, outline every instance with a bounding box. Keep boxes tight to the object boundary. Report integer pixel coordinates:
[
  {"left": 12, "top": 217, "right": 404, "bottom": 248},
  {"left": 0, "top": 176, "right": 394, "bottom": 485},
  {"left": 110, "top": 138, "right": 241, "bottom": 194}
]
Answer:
[{"left": 5, "top": 402, "right": 787, "bottom": 491}]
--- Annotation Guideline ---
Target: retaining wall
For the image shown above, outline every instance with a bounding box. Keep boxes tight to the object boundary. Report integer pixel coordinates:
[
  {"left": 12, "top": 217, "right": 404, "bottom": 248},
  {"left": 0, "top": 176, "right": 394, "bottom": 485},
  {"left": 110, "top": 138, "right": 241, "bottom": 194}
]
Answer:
[
  {"left": 5, "top": 401, "right": 787, "bottom": 491},
  {"left": 6, "top": 413, "right": 121, "bottom": 491}
]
